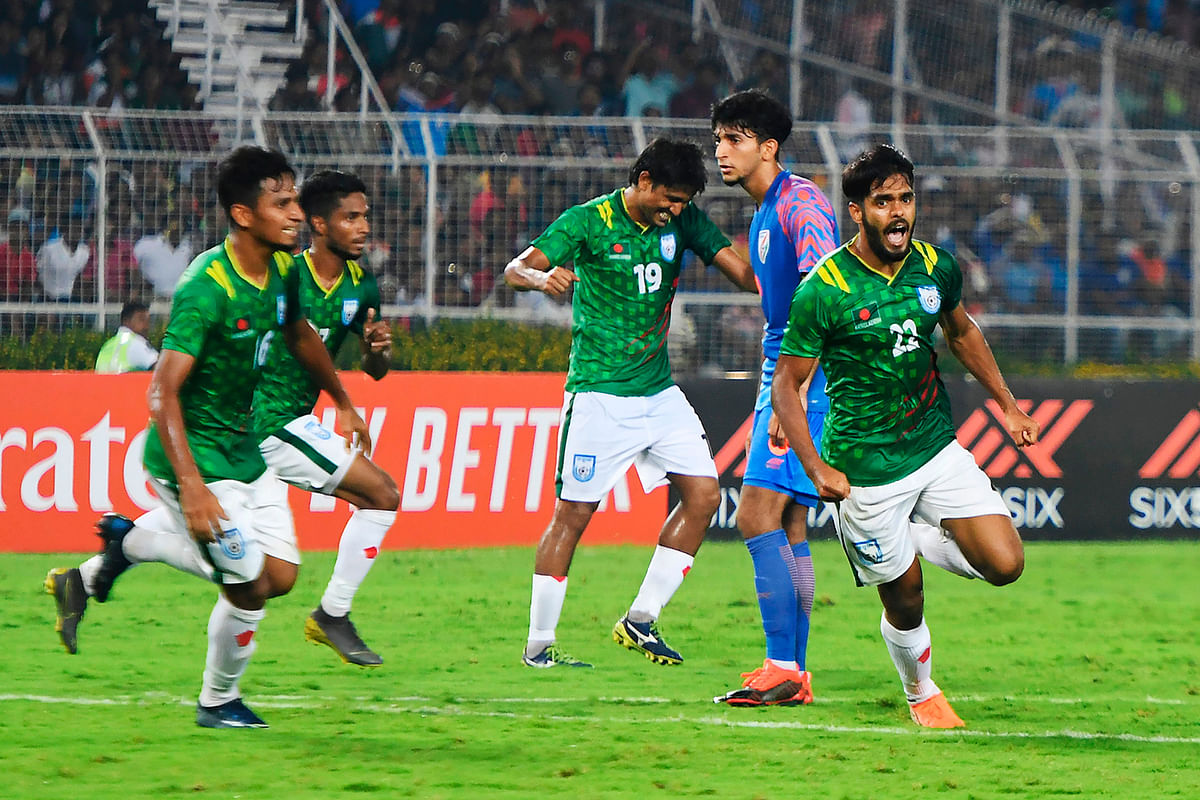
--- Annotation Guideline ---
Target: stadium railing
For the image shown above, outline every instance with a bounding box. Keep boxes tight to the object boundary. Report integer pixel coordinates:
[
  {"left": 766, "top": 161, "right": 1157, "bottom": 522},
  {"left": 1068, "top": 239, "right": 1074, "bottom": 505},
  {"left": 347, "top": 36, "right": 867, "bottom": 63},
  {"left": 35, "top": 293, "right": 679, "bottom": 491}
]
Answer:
[{"left": 0, "top": 108, "right": 1196, "bottom": 370}]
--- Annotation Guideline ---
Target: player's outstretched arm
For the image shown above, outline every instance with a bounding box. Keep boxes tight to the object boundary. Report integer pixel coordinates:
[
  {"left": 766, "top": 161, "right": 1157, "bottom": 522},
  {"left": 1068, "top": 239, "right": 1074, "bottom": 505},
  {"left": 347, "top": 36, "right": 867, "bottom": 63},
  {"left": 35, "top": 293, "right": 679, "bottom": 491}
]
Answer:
[
  {"left": 772, "top": 353, "right": 849, "bottom": 501},
  {"left": 147, "top": 350, "right": 227, "bottom": 543},
  {"left": 285, "top": 318, "right": 373, "bottom": 455},
  {"left": 359, "top": 307, "right": 391, "bottom": 381},
  {"left": 939, "top": 302, "right": 1039, "bottom": 447},
  {"left": 504, "top": 245, "right": 579, "bottom": 296},
  {"left": 710, "top": 246, "right": 758, "bottom": 293}
]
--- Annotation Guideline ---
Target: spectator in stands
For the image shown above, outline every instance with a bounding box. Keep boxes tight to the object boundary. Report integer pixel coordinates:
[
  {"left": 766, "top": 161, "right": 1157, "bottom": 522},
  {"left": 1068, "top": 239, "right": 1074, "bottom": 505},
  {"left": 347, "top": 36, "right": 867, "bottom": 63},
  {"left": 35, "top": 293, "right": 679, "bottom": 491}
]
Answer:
[
  {"left": 620, "top": 39, "right": 677, "bottom": 117},
  {"left": 0, "top": 206, "right": 36, "bottom": 300},
  {"left": 536, "top": 42, "right": 584, "bottom": 115},
  {"left": 0, "top": 20, "right": 24, "bottom": 104},
  {"left": 580, "top": 50, "right": 621, "bottom": 114},
  {"left": 133, "top": 216, "right": 192, "bottom": 298},
  {"left": 270, "top": 61, "right": 322, "bottom": 111},
  {"left": 26, "top": 46, "right": 79, "bottom": 105},
  {"left": 36, "top": 212, "right": 91, "bottom": 301},
  {"left": 95, "top": 299, "right": 157, "bottom": 373},
  {"left": 490, "top": 46, "right": 542, "bottom": 114},
  {"left": 834, "top": 77, "right": 873, "bottom": 162},
  {"left": 1022, "top": 37, "right": 1081, "bottom": 121},
  {"left": 669, "top": 59, "right": 723, "bottom": 119},
  {"left": 736, "top": 49, "right": 783, "bottom": 93}
]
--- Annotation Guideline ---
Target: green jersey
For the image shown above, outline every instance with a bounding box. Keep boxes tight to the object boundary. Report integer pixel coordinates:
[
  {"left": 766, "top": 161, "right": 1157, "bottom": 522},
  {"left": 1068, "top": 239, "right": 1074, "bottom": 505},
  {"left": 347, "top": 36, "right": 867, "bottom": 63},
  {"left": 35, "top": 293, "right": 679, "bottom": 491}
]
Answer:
[
  {"left": 252, "top": 250, "right": 381, "bottom": 437},
  {"left": 532, "top": 188, "right": 730, "bottom": 396},
  {"left": 143, "top": 239, "right": 300, "bottom": 484},
  {"left": 779, "top": 238, "right": 962, "bottom": 486}
]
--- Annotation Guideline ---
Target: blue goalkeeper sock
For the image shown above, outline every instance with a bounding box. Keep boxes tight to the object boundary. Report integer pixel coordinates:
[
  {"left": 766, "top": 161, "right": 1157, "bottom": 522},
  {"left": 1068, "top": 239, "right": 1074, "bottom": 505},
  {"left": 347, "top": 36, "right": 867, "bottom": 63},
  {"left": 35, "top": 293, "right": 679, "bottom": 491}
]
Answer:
[
  {"left": 745, "top": 529, "right": 798, "bottom": 665},
  {"left": 791, "top": 540, "right": 815, "bottom": 671}
]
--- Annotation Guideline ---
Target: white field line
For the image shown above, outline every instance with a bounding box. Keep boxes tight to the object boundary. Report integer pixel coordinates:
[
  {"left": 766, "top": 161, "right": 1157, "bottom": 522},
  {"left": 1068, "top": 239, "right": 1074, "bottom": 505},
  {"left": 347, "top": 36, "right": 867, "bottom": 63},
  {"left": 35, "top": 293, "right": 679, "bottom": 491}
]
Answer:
[{"left": 3, "top": 692, "right": 1198, "bottom": 744}]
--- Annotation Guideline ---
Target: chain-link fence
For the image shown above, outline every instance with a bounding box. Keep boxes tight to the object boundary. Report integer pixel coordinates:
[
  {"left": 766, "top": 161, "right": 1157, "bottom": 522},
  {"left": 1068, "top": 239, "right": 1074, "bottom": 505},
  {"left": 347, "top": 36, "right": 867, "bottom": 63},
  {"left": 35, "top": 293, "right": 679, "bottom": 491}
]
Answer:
[{"left": 0, "top": 108, "right": 1197, "bottom": 371}]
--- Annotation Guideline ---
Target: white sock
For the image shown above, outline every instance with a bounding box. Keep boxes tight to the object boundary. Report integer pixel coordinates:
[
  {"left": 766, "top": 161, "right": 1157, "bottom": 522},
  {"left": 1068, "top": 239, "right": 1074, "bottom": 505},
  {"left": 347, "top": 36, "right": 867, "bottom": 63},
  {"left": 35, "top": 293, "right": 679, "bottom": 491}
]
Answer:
[
  {"left": 628, "top": 545, "right": 694, "bottom": 622},
  {"left": 78, "top": 525, "right": 215, "bottom": 596},
  {"left": 910, "top": 523, "right": 984, "bottom": 580},
  {"left": 199, "top": 595, "right": 265, "bottom": 707},
  {"left": 319, "top": 508, "right": 395, "bottom": 616},
  {"left": 526, "top": 574, "right": 568, "bottom": 655},
  {"left": 880, "top": 613, "right": 940, "bottom": 704}
]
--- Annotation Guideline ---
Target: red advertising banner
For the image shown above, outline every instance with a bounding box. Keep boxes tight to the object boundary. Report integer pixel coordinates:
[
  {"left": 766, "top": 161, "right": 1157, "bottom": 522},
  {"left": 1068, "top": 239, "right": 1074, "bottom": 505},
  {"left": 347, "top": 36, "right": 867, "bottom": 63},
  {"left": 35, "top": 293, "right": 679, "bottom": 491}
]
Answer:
[{"left": 0, "top": 372, "right": 667, "bottom": 552}]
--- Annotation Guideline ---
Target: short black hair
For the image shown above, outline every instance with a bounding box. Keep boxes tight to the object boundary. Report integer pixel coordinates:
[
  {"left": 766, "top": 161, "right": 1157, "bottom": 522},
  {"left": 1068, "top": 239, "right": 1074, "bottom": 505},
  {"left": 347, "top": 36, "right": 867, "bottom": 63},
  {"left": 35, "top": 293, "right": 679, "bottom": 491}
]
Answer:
[
  {"left": 627, "top": 138, "right": 708, "bottom": 195},
  {"left": 299, "top": 169, "right": 368, "bottom": 223},
  {"left": 842, "top": 143, "right": 915, "bottom": 204},
  {"left": 216, "top": 146, "right": 295, "bottom": 218},
  {"left": 120, "top": 300, "right": 149, "bottom": 323},
  {"left": 710, "top": 89, "right": 792, "bottom": 147}
]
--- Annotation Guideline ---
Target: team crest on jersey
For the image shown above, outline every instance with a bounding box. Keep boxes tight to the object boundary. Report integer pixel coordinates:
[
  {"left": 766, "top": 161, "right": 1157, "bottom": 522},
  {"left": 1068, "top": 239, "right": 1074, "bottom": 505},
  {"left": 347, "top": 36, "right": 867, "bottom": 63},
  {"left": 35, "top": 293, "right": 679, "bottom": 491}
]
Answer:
[
  {"left": 276, "top": 295, "right": 287, "bottom": 324},
  {"left": 916, "top": 285, "right": 941, "bottom": 314},
  {"left": 218, "top": 527, "right": 247, "bottom": 561},
  {"left": 757, "top": 229, "right": 770, "bottom": 263},
  {"left": 659, "top": 232, "right": 677, "bottom": 261},
  {"left": 572, "top": 454, "right": 596, "bottom": 482},
  {"left": 341, "top": 298, "right": 359, "bottom": 325},
  {"left": 852, "top": 538, "right": 884, "bottom": 564}
]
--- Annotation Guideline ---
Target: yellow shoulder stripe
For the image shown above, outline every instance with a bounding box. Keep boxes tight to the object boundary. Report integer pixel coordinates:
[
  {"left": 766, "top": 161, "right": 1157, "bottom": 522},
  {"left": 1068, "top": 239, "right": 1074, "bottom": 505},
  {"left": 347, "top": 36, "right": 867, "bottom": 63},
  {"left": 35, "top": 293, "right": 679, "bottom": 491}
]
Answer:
[
  {"left": 597, "top": 199, "right": 614, "bottom": 230},
  {"left": 273, "top": 250, "right": 292, "bottom": 275},
  {"left": 912, "top": 240, "right": 938, "bottom": 275},
  {"left": 346, "top": 259, "right": 363, "bottom": 285},
  {"left": 816, "top": 262, "right": 851, "bottom": 293},
  {"left": 205, "top": 262, "right": 236, "bottom": 299}
]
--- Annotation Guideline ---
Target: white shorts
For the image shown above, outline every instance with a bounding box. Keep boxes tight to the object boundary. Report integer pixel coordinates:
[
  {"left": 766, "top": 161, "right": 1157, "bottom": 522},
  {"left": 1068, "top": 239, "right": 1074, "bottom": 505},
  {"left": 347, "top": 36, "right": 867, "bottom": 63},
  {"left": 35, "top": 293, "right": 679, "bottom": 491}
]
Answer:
[
  {"left": 147, "top": 470, "right": 299, "bottom": 584},
  {"left": 832, "top": 440, "right": 1010, "bottom": 587},
  {"left": 258, "top": 414, "right": 357, "bottom": 494},
  {"left": 555, "top": 386, "right": 718, "bottom": 503}
]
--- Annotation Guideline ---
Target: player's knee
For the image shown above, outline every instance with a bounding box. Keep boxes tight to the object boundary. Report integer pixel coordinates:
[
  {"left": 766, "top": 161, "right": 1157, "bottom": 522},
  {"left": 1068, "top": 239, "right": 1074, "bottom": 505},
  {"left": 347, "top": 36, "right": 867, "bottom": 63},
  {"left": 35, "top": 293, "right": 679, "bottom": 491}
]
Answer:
[
  {"left": 983, "top": 549, "right": 1024, "bottom": 586},
  {"left": 683, "top": 481, "right": 720, "bottom": 518},
  {"left": 365, "top": 473, "right": 399, "bottom": 511}
]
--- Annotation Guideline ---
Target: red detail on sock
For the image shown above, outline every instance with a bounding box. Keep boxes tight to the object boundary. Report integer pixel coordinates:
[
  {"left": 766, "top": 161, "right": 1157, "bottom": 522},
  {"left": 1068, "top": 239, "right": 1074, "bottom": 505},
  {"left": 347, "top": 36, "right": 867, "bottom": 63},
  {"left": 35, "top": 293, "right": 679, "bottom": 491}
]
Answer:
[
  {"left": 682, "top": 565, "right": 691, "bottom": 577},
  {"left": 363, "top": 546, "right": 378, "bottom": 559},
  {"left": 917, "top": 646, "right": 931, "bottom": 663},
  {"left": 234, "top": 630, "right": 256, "bottom": 647},
  {"left": 552, "top": 575, "right": 567, "bottom": 583}
]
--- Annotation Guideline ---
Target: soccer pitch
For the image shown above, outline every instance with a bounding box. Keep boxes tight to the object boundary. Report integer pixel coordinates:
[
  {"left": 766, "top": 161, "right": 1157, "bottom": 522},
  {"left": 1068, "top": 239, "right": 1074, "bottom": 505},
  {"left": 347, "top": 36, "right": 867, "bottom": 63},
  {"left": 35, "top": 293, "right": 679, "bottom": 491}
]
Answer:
[{"left": 6, "top": 540, "right": 1198, "bottom": 799}]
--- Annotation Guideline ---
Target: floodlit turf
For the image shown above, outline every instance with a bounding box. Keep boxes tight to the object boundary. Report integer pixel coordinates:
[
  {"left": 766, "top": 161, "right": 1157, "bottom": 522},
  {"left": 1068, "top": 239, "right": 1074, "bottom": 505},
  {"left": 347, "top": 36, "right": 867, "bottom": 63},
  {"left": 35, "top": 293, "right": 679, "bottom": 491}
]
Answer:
[{"left": 6, "top": 539, "right": 1199, "bottom": 799}]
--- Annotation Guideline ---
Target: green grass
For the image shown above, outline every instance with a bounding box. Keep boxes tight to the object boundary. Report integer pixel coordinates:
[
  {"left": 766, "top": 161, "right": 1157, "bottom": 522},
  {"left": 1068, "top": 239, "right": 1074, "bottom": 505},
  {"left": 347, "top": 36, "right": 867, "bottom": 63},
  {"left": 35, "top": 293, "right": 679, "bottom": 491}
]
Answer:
[{"left": 6, "top": 540, "right": 1199, "bottom": 799}]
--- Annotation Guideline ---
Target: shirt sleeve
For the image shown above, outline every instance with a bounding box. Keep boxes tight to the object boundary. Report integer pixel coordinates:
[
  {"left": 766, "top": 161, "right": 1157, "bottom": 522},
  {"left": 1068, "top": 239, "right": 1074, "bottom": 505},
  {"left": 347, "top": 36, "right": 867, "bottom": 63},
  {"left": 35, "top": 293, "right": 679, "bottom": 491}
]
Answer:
[
  {"left": 129, "top": 336, "right": 159, "bottom": 370},
  {"left": 677, "top": 202, "right": 732, "bottom": 265},
  {"left": 778, "top": 185, "right": 837, "bottom": 276},
  {"left": 531, "top": 205, "right": 589, "bottom": 267},
  {"left": 351, "top": 272, "right": 382, "bottom": 336},
  {"left": 281, "top": 255, "right": 302, "bottom": 326},
  {"left": 161, "top": 275, "right": 222, "bottom": 358},
  {"left": 778, "top": 276, "right": 828, "bottom": 359},
  {"left": 941, "top": 248, "right": 964, "bottom": 311}
]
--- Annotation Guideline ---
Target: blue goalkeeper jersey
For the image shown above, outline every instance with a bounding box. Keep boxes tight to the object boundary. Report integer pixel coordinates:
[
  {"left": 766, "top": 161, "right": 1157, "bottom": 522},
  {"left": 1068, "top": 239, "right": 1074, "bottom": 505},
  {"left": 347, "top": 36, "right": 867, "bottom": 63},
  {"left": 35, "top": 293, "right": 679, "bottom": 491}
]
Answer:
[{"left": 751, "top": 170, "right": 838, "bottom": 412}]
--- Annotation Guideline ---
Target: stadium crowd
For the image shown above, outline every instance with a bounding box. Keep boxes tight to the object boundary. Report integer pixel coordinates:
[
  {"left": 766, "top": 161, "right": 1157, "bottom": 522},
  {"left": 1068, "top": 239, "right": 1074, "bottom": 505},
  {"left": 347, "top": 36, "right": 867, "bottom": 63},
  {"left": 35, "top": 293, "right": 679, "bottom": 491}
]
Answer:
[{"left": 0, "top": 0, "right": 1196, "bottom": 364}]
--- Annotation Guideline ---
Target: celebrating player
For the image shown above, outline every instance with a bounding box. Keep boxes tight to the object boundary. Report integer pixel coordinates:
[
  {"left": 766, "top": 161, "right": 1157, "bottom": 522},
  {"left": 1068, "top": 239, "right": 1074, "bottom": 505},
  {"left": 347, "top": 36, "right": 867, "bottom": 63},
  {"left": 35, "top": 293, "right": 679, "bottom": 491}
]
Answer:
[
  {"left": 710, "top": 90, "right": 838, "bottom": 707},
  {"left": 505, "top": 138, "right": 757, "bottom": 668},
  {"left": 45, "top": 147, "right": 372, "bottom": 728},
  {"left": 771, "top": 143, "right": 1039, "bottom": 728}
]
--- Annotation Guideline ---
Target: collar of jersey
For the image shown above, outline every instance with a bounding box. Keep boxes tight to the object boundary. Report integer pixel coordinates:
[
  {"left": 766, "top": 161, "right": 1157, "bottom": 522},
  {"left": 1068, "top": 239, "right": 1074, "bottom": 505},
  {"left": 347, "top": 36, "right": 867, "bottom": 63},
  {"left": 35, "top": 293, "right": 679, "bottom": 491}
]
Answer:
[
  {"left": 303, "top": 249, "right": 345, "bottom": 297},
  {"left": 761, "top": 169, "right": 791, "bottom": 208},
  {"left": 222, "top": 236, "right": 269, "bottom": 290},
  {"left": 845, "top": 234, "right": 910, "bottom": 285},
  {"left": 617, "top": 189, "right": 651, "bottom": 234}
]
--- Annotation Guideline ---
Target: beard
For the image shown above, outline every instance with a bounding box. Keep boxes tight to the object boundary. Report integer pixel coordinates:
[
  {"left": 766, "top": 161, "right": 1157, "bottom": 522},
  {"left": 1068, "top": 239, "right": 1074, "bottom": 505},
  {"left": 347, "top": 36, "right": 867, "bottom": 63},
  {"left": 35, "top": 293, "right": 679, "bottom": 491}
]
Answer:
[
  {"left": 327, "top": 239, "right": 362, "bottom": 261},
  {"left": 862, "top": 220, "right": 911, "bottom": 264}
]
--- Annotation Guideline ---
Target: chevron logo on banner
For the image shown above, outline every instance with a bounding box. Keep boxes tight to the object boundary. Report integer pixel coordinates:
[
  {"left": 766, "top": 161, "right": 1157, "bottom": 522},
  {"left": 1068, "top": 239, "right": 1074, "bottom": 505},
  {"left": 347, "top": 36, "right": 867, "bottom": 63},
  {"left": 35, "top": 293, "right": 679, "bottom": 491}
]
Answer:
[{"left": 956, "top": 399, "right": 1093, "bottom": 478}]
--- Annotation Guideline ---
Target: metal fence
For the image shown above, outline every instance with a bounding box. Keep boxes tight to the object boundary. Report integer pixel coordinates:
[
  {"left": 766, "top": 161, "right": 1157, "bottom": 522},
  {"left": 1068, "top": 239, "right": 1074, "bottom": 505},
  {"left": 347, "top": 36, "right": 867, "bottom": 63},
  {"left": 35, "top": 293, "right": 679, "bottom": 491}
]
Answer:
[{"left": 0, "top": 108, "right": 1197, "bottom": 370}]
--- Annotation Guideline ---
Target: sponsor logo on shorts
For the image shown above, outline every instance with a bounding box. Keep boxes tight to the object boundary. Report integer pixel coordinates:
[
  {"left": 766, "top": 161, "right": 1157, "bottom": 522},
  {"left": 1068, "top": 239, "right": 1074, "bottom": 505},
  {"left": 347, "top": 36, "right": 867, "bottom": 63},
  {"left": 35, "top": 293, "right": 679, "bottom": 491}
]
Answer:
[
  {"left": 851, "top": 538, "right": 883, "bottom": 564},
  {"left": 916, "top": 285, "right": 941, "bottom": 314},
  {"left": 572, "top": 454, "right": 596, "bottom": 482},
  {"left": 218, "top": 526, "right": 246, "bottom": 560},
  {"left": 341, "top": 298, "right": 359, "bottom": 326},
  {"left": 659, "top": 232, "right": 677, "bottom": 261},
  {"left": 304, "top": 419, "right": 332, "bottom": 440}
]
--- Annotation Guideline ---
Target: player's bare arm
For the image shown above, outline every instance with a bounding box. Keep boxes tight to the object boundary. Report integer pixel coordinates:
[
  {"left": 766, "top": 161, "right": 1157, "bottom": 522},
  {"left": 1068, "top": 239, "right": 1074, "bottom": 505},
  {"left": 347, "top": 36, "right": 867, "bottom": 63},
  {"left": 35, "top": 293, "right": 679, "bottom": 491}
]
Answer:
[
  {"left": 710, "top": 246, "right": 759, "bottom": 293},
  {"left": 939, "top": 302, "right": 1039, "bottom": 447},
  {"left": 359, "top": 307, "right": 391, "bottom": 381},
  {"left": 147, "top": 349, "right": 227, "bottom": 543},
  {"left": 503, "top": 245, "right": 579, "bottom": 296},
  {"left": 772, "top": 353, "right": 850, "bottom": 501},
  {"left": 285, "top": 318, "right": 373, "bottom": 455}
]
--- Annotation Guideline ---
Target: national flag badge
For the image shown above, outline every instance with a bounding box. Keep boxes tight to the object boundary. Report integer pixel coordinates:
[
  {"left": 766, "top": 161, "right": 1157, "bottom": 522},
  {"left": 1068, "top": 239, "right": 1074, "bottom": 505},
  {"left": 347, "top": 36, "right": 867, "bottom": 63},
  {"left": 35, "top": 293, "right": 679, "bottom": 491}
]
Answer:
[
  {"left": 659, "top": 232, "right": 677, "bottom": 261},
  {"left": 276, "top": 295, "right": 287, "bottom": 325},
  {"left": 572, "top": 454, "right": 596, "bottom": 482},
  {"left": 609, "top": 242, "right": 631, "bottom": 260},
  {"left": 916, "top": 285, "right": 942, "bottom": 314},
  {"left": 757, "top": 229, "right": 770, "bottom": 263},
  {"left": 852, "top": 301, "right": 880, "bottom": 330},
  {"left": 341, "top": 298, "right": 360, "bottom": 325}
]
